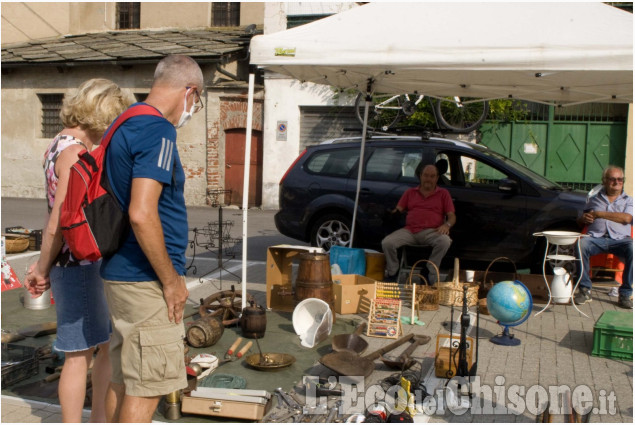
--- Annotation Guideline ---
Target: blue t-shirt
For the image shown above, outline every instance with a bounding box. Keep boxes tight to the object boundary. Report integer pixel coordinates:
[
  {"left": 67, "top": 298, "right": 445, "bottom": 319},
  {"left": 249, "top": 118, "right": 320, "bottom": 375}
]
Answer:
[{"left": 101, "top": 103, "right": 188, "bottom": 281}]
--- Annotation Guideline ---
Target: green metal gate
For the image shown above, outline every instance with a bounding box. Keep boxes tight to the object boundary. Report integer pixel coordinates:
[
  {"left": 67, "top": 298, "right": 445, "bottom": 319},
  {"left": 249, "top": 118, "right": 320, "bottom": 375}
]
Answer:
[{"left": 480, "top": 103, "right": 628, "bottom": 190}]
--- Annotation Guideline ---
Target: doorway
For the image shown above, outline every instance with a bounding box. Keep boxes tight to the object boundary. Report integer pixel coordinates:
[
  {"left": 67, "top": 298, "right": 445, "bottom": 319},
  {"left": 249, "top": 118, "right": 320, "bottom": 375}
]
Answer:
[{"left": 225, "top": 129, "right": 263, "bottom": 207}]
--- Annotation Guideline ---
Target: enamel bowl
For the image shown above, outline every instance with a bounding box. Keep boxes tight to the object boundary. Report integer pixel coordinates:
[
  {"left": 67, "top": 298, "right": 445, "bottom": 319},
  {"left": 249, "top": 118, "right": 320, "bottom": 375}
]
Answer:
[{"left": 534, "top": 230, "right": 583, "bottom": 245}]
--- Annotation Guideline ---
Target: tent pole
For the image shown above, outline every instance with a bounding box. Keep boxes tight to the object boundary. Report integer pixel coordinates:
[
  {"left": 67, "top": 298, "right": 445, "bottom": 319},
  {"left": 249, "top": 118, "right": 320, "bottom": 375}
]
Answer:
[
  {"left": 241, "top": 73, "right": 255, "bottom": 309},
  {"left": 350, "top": 89, "right": 371, "bottom": 247}
]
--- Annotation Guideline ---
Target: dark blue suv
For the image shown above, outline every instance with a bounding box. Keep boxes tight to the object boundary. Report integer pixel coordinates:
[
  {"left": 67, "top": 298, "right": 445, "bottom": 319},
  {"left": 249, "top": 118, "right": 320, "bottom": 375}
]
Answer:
[{"left": 275, "top": 135, "right": 587, "bottom": 270}]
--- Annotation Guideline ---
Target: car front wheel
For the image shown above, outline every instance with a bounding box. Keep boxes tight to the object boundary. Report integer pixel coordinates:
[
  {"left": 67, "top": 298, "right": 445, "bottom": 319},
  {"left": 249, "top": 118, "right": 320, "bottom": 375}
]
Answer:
[{"left": 310, "top": 213, "right": 352, "bottom": 251}]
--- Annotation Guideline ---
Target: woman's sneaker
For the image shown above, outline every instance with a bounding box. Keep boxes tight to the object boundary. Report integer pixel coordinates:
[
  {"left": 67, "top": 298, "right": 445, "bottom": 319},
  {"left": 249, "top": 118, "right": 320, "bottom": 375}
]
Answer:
[
  {"left": 618, "top": 295, "right": 633, "bottom": 309},
  {"left": 574, "top": 288, "right": 592, "bottom": 305}
]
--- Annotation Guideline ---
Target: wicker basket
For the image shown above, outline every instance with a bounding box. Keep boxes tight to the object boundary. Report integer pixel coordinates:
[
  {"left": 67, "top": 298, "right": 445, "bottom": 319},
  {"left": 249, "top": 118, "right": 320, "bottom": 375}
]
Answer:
[
  {"left": 478, "top": 257, "right": 518, "bottom": 315},
  {"left": 408, "top": 259, "right": 439, "bottom": 311},
  {"left": 438, "top": 258, "right": 478, "bottom": 307},
  {"left": 3, "top": 235, "right": 29, "bottom": 254}
]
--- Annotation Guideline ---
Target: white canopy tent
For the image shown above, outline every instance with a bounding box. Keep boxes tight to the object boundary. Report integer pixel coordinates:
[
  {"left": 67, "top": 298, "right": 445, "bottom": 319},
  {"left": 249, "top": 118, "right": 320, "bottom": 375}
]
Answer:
[
  {"left": 238, "top": 2, "right": 633, "bottom": 307},
  {"left": 250, "top": 2, "right": 632, "bottom": 105}
]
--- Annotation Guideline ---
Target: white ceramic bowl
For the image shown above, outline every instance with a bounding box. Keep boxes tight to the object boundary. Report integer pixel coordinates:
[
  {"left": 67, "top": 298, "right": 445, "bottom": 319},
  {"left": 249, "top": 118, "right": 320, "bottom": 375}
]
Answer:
[{"left": 534, "top": 230, "right": 582, "bottom": 245}]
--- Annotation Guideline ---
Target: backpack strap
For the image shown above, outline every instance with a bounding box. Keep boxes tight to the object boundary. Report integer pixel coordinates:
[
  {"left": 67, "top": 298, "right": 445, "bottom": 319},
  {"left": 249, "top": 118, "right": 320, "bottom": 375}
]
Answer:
[{"left": 100, "top": 104, "right": 163, "bottom": 150}]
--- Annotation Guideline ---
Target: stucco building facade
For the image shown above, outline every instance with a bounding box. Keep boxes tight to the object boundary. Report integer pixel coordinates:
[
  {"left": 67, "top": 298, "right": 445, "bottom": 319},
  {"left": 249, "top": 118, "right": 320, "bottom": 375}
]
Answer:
[{"left": 1, "top": 2, "right": 265, "bottom": 206}]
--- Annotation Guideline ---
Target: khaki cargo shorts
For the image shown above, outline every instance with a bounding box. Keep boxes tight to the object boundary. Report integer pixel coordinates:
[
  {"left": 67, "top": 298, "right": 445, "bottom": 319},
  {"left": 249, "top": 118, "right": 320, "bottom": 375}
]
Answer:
[{"left": 103, "top": 279, "right": 187, "bottom": 397}]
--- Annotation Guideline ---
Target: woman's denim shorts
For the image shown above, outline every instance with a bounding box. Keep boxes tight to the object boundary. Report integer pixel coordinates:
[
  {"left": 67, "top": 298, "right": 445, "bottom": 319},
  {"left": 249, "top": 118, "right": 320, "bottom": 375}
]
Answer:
[{"left": 50, "top": 261, "right": 111, "bottom": 352}]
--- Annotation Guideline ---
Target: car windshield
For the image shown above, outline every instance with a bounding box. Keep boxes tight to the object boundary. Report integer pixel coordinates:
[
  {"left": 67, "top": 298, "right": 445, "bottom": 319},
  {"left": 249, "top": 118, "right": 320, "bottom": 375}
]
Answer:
[{"left": 474, "top": 146, "right": 563, "bottom": 190}]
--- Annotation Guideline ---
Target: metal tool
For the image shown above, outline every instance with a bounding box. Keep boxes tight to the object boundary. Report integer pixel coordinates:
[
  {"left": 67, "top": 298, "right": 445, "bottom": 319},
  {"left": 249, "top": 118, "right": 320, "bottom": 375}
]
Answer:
[
  {"left": 380, "top": 334, "right": 430, "bottom": 370},
  {"left": 270, "top": 388, "right": 303, "bottom": 422},
  {"left": 276, "top": 387, "right": 302, "bottom": 411},
  {"left": 260, "top": 393, "right": 286, "bottom": 423},
  {"left": 274, "top": 391, "right": 283, "bottom": 408},
  {"left": 303, "top": 404, "right": 327, "bottom": 422},
  {"left": 305, "top": 378, "right": 343, "bottom": 397},
  {"left": 326, "top": 400, "right": 342, "bottom": 422},
  {"left": 319, "top": 333, "right": 415, "bottom": 378},
  {"left": 255, "top": 335, "right": 265, "bottom": 363},
  {"left": 271, "top": 408, "right": 303, "bottom": 423},
  {"left": 331, "top": 322, "right": 368, "bottom": 354}
]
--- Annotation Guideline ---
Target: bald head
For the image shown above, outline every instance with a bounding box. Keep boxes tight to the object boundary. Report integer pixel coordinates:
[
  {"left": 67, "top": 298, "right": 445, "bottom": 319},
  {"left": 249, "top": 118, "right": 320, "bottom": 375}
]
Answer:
[{"left": 153, "top": 55, "right": 204, "bottom": 90}]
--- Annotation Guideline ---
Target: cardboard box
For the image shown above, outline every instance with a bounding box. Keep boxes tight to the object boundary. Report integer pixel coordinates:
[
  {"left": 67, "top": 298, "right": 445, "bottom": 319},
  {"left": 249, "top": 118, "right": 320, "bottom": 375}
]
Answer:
[
  {"left": 471, "top": 271, "right": 550, "bottom": 301},
  {"left": 435, "top": 334, "right": 474, "bottom": 378},
  {"left": 332, "top": 274, "right": 376, "bottom": 314},
  {"left": 266, "top": 245, "right": 324, "bottom": 311}
]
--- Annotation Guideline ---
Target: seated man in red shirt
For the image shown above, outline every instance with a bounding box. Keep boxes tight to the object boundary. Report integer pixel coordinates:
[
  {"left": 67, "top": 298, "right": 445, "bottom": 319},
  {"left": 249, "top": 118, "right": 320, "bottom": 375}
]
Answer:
[{"left": 382, "top": 163, "right": 456, "bottom": 284}]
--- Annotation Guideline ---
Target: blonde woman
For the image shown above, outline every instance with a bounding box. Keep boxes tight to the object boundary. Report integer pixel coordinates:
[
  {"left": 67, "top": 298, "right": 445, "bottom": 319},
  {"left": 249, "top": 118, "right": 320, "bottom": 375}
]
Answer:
[{"left": 25, "top": 78, "right": 134, "bottom": 422}]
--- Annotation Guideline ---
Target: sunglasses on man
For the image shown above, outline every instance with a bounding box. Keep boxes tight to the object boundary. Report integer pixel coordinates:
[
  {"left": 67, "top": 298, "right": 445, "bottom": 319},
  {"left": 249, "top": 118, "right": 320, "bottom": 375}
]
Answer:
[{"left": 606, "top": 177, "right": 624, "bottom": 183}]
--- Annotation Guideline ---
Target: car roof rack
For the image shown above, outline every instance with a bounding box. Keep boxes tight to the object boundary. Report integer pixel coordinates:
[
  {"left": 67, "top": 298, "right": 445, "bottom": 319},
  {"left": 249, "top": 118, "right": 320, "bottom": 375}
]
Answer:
[{"left": 342, "top": 126, "right": 448, "bottom": 140}]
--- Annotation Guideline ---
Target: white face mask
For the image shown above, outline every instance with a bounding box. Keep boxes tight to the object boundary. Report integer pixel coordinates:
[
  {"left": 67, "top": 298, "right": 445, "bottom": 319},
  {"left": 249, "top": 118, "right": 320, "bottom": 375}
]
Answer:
[{"left": 176, "top": 89, "right": 196, "bottom": 129}]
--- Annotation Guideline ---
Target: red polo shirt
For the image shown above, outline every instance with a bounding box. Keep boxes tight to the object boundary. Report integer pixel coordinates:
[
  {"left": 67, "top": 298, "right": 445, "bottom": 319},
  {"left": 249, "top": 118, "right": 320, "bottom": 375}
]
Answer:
[{"left": 397, "top": 186, "right": 455, "bottom": 233}]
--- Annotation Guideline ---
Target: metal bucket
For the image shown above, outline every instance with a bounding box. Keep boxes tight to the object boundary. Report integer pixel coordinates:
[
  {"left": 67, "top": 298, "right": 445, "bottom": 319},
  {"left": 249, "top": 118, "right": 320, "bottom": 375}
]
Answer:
[
  {"left": 23, "top": 288, "right": 51, "bottom": 310},
  {"left": 186, "top": 316, "right": 224, "bottom": 348},
  {"left": 295, "top": 253, "right": 333, "bottom": 305},
  {"left": 164, "top": 391, "right": 182, "bottom": 420},
  {"left": 241, "top": 304, "right": 267, "bottom": 339}
]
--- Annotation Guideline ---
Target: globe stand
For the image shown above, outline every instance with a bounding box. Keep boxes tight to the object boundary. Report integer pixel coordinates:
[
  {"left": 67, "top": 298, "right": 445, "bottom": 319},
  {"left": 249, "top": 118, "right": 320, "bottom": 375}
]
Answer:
[{"left": 490, "top": 325, "right": 521, "bottom": 346}]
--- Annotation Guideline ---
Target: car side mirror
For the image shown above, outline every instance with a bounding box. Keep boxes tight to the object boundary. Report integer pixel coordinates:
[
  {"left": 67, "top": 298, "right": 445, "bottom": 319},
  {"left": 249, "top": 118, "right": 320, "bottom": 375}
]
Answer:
[{"left": 499, "top": 178, "right": 519, "bottom": 194}]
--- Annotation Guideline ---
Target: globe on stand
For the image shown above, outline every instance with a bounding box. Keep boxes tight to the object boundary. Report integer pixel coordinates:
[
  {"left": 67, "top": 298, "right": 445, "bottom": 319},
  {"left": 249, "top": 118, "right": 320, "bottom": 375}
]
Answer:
[{"left": 487, "top": 280, "right": 533, "bottom": 346}]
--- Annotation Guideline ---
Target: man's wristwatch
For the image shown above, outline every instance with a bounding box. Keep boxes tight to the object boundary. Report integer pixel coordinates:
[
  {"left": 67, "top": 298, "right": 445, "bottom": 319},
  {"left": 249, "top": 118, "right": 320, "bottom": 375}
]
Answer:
[{"left": 445, "top": 222, "right": 453, "bottom": 228}]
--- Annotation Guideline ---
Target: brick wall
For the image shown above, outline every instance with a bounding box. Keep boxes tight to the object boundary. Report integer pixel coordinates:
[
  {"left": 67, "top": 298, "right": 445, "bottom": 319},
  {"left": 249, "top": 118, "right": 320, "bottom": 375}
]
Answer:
[{"left": 205, "top": 95, "right": 263, "bottom": 206}]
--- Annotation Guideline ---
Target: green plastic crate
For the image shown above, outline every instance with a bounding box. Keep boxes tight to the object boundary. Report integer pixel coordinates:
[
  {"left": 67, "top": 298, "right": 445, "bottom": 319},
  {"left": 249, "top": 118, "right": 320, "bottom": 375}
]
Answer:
[{"left": 591, "top": 311, "right": 633, "bottom": 360}]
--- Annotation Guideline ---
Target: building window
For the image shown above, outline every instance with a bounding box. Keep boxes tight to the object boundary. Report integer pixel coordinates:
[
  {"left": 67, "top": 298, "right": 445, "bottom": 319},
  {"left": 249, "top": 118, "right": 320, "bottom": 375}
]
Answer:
[
  {"left": 212, "top": 3, "right": 240, "bottom": 26},
  {"left": 287, "top": 14, "right": 331, "bottom": 29},
  {"left": 39, "top": 94, "right": 64, "bottom": 138},
  {"left": 117, "top": 2, "right": 140, "bottom": 29}
]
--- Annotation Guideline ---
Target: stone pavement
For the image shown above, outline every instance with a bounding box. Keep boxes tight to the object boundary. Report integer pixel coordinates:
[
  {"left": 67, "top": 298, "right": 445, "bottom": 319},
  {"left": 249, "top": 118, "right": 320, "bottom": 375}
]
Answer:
[
  {"left": 2, "top": 251, "right": 632, "bottom": 423},
  {"left": 1, "top": 395, "right": 90, "bottom": 423}
]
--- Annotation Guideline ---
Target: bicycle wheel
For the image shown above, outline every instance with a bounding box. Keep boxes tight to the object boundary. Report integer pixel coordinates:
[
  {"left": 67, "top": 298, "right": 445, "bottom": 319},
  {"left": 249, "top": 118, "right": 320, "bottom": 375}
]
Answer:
[
  {"left": 435, "top": 97, "right": 489, "bottom": 133},
  {"left": 354, "top": 93, "right": 403, "bottom": 131}
]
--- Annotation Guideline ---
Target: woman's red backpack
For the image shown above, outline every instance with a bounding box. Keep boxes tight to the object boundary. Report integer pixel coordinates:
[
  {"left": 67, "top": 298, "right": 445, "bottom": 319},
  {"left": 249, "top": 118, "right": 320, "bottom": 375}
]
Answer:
[{"left": 60, "top": 104, "right": 162, "bottom": 261}]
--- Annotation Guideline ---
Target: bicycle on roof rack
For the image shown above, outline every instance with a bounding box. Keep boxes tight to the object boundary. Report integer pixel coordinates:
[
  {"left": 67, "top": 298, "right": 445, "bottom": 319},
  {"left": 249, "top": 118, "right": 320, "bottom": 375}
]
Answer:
[{"left": 354, "top": 92, "right": 489, "bottom": 133}]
